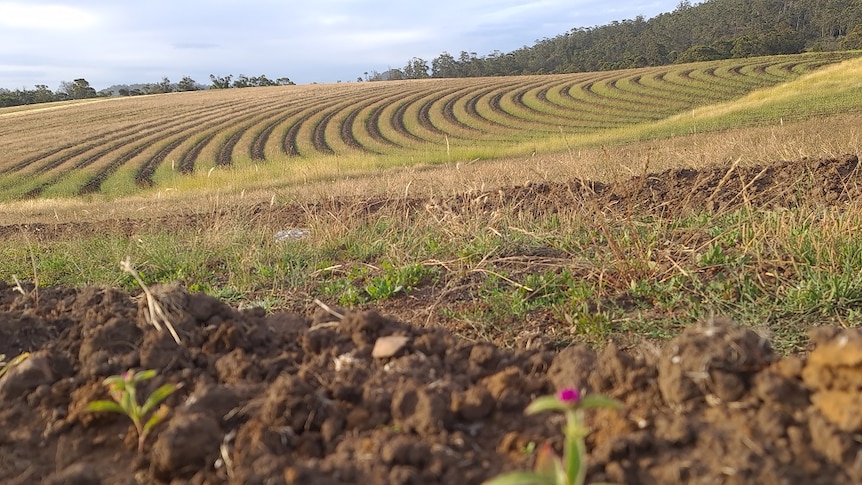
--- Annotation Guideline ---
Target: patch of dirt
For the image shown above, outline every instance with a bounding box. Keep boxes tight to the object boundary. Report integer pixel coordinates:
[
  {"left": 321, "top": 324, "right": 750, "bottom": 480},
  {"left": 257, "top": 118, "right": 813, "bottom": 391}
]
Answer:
[{"left": 1, "top": 282, "right": 861, "bottom": 484}]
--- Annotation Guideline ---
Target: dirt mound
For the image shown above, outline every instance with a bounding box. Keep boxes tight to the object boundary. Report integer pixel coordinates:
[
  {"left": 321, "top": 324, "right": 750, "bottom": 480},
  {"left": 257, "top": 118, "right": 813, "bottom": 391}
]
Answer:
[{"left": 1, "top": 281, "right": 861, "bottom": 484}]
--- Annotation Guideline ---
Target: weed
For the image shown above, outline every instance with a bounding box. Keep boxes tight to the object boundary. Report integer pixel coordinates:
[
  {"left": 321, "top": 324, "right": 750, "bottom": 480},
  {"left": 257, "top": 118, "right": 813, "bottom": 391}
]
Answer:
[
  {"left": 0, "top": 352, "right": 31, "bottom": 379},
  {"left": 484, "top": 388, "right": 620, "bottom": 485},
  {"left": 85, "top": 369, "right": 177, "bottom": 452}
]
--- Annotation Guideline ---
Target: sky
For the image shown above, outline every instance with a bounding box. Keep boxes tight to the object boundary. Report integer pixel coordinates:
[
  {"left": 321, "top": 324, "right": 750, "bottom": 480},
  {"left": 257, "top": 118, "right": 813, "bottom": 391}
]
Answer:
[{"left": 0, "top": 1, "right": 682, "bottom": 91}]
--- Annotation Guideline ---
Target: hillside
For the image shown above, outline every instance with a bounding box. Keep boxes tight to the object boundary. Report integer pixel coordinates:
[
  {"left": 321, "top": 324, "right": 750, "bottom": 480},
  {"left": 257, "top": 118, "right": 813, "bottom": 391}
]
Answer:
[
  {"left": 410, "top": 0, "right": 862, "bottom": 78},
  {"left": 1, "top": 51, "right": 859, "bottom": 201}
]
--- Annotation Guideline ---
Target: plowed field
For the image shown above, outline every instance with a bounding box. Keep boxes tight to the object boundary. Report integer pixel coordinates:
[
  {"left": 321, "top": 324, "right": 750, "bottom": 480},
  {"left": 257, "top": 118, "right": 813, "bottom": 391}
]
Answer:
[{"left": 2, "top": 155, "right": 862, "bottom": 484}]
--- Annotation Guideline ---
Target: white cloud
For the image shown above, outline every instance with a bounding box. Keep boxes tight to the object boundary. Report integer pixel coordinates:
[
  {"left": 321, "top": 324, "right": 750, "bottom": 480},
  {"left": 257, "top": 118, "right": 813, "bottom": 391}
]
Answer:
[
  {"left": 0, "top": 1, "right": 682, "bottom": 89},
  {"left": 0, "top": 2, "right": 99, "bottom": 30}
]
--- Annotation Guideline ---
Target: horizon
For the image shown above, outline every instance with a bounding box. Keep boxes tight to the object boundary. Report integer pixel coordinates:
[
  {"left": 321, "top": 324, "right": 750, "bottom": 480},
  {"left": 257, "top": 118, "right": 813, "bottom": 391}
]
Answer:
[{"left": 0, "top": 1, "right": 681, "bottom": 91}]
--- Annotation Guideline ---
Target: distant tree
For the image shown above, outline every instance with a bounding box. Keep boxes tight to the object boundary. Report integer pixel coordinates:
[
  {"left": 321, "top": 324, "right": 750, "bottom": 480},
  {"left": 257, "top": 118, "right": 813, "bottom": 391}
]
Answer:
[
  {"left": 431, "top": 52, "right": 458, "bottom": 77},
  {"left": 209, "top": 74, "right": 233, "bottom": 89},
  {"left": 675, "top": 45, "right": 726, "bottom": 63},
  {"left": 403, "top": 57, "right": 430, "bottom": 79},
  {"left": 842, "top": 24, "right": 862, "bottom": 49},
  {"left": 59, "top": 78, "right": 97, "bottom": 99},
  {"left": 147, "top": 77, "right": 173, "bottom": 94},
  {"left": 232, "top": 74, "right": 251, "bottom": 88},
  {"left": 250, "top": 75, "right": 277, "bottom": 87},
  {"left": 276, "top": 77, "right": 295, "bottom": 86},
  {"left": 32, "top": 84, "right": 54, "bottom": 103},
  {"left": 118, "top": 88, "right": 130, "bottom": 96},
  {"left": 176, "top": 76, "right": 199, "bottom": 92}
]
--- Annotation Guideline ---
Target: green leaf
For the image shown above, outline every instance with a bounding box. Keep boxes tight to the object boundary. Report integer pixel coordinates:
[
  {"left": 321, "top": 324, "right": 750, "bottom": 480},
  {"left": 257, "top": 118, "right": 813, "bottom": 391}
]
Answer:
[
  {"left": 525, "top": 395, "right": 567, "bottom": 415},
  {"left": 132, "top": 369, "right": 157, "bottom": 383},
  {"left": 534, "top": 443, "right": 566, "bottom": 481},
  {"left": 102, "top": 375, "right": 127, "bottom": 390},
  {"left": 578, "top": 395, "right": 621, "bottom": 410},
  {"left": 482, "top": 471, "right": 558, "bottom": 485},
  {"left": 141, "top": 384, "right": 176, "bottom": 415},
  {"left": 85, "top": 400, "right": 127, "bottom": 414},
  {"left": 143, "top": 405, "right": 170, "bottom": 433}
]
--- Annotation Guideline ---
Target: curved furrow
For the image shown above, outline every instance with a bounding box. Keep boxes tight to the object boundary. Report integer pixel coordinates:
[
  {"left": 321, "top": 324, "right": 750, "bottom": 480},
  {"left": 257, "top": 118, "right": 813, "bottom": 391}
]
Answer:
[
  {"left": 339, "top": 106, "right": 376, "bottom": 153},
  {"left": 132, "top": 100, "right": 289, "bottom": 184},
  {"left": 711, "top": 63, "right": 771, "bottom": 92},
  {"left": 745, "top": 62, "right": 788, "bottom": 84},
  {"left": 519, "top": 81, "right": 619, "bottom": 130},
  {"left": 337, "top": 89, "right": 406, "bottom": 154},
  {"left": 441, "top": 88, "right": 483, "bottom": 135},
  {"left": 641, "top": 71, "right": 726, "bottom": 105},
  {"left": 178, "top": 132, "right": 218, "bottom": 174},
  {"left": 248, "top": 100, "right": 310, "bottom": 161},
  {"left": 502, "top": 89, "right": 566, "bottom": 129},
  {"left": 216, "top": 95, "right": 326, "bottom": 165},
  {"left": 217, "top": 128, "right": 248, "bottom": 166},
  {"left": 461, "top": 77, "right": 546, "bottom": 133},
  {"left": 280, "top": 94, "right": 356, "bottom": 156},
  {"left": 311, "top": 110, "right": 339, "bottom": 154},
  {"left": 529, "top": 77, "right": 629, "bottom": 129},
  {"left": 22, "top": 134, "right": 148, "bottom": 198},
  {"left": 8, "top": 99, "right": 258, "bottom": 195},
  {"left": 559, "top": 77, "right": 657, "bottom": 125},
  {"left": 541, "top": 75, "right": 639, "bottom": 125},
  {"left": 463, "top": 85, "right": 523, "bottom": 131},
  {"left": 584, "top": 76, "right": 668, "bottom": 118},
  {"left": 0, "top": 100, "right": 243, "bottom": 177},
  {"left": 78, "top": 141, "right": 152, "bottom": 195},
  {"left": 772, "top": 61, "right": 805, "bottom": 76},
  {"left": 410, "top": 86, "right": 469, "bottom": 139},
  {"left": 756, "top": 61, "right": 797, "bottom": 82},
  {"left": 562, "top": 71, "right": 643, "bottom": 111},
  {"left": 680, "top": 66, "right": 748, "bottom": 97},
  {"left": 364, "top": 102, "right": 403, "bottom": 148},
  {"left": 135, "top": 137, "right": 186, "bottom": 186},
  {"left": 282, "top": 112, "right": 315, "bottom": 156},
  {"left": 385, "top": 92, "right": 432, "bottom": 144}
]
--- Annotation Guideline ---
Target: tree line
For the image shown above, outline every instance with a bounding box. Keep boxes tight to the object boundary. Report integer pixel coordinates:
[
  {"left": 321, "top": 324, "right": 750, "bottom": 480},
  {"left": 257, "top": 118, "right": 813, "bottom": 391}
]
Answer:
[
  {"left": 363, "top": 0, "right": 862, "bottom": 81},
  {"left": 0, "top": 74, "right": 295, "bottom": 108}
]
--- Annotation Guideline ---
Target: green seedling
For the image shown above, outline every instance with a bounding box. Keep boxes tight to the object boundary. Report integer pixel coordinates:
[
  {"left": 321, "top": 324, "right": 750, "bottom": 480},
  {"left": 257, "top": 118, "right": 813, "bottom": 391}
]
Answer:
[
  {"left": 0, "top": 352, "right": 31, "bottom": 379},
  {"left": 86, "top": 369, "right": 177, "bottom": 452},
  {"left": 484, "top": 388, "right": 621, "bottom": 485}
]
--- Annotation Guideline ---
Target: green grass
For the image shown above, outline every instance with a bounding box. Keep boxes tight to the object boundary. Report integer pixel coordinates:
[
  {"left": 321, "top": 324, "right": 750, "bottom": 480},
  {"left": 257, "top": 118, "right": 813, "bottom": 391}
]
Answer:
[{"left": 4, "top": 187, "right": 862, "bottom": 353}]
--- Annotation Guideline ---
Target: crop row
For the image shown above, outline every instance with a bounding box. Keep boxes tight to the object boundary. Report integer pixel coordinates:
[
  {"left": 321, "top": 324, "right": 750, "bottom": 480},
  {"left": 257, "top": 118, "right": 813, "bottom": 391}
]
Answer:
[{"left": 0, "top": 51, "right": 857, "bottom": 198}]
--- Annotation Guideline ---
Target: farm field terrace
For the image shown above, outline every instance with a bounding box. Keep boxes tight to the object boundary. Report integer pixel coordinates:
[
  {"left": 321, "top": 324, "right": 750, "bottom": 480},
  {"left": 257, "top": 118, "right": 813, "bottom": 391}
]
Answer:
[
  {"left": 2, "top": 51, "right": 862, "bottom": 483},
  {"left": 0, "top": 50, "right": 860, "bottom": 200}
]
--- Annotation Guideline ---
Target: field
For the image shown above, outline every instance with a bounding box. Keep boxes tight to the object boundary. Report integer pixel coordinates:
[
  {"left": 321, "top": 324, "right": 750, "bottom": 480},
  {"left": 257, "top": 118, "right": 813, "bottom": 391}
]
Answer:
[{"left": 2, "top": 51, "right": 862, "bottom": 484}]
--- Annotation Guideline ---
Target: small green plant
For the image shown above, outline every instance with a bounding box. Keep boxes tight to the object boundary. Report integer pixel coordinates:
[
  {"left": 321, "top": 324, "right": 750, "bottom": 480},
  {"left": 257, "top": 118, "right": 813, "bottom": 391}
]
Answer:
[
  {"left": 0, "top": 352, "right": 31, "bottom": 379},
  {"left": 484, "top": 388, "right": 621, "bottom": 485},
  {"left": 86, "top": 369, "right": 177, "bottom": 452}
]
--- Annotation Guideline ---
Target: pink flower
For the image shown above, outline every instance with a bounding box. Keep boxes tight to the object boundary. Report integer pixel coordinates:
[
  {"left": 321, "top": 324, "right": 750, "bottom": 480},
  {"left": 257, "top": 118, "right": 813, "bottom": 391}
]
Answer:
[{"left": 557, "top": 388, "right": 581, "bottom": 404}]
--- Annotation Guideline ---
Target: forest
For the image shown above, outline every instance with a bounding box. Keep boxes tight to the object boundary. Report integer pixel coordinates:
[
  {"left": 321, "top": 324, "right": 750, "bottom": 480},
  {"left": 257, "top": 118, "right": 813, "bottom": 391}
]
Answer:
[{"left": 366, "top": 0, "right": 862, "bottom": 80}]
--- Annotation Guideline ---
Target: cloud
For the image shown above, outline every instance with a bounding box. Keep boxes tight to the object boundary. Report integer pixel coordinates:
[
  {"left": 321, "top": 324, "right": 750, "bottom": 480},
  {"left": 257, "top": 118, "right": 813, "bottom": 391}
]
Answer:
[
  {"left": 0, "top": 0, "right": 682, "bottom": 89},
  {"left": 0, "top": 2, "right": 100, "bottom": 30}
]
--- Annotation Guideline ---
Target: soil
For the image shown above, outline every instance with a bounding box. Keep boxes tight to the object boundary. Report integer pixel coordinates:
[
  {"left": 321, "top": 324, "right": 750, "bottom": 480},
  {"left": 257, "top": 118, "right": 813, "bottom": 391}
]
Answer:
[{"left": 2, "top": 155, "right": 862, "bottom": 484}]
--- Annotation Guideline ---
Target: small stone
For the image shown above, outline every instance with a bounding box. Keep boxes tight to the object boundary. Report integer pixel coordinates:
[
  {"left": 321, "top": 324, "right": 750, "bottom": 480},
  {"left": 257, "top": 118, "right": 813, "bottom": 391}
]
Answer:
[{"left": 372, "top": 335, "right": 410, "bottom": 358}]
